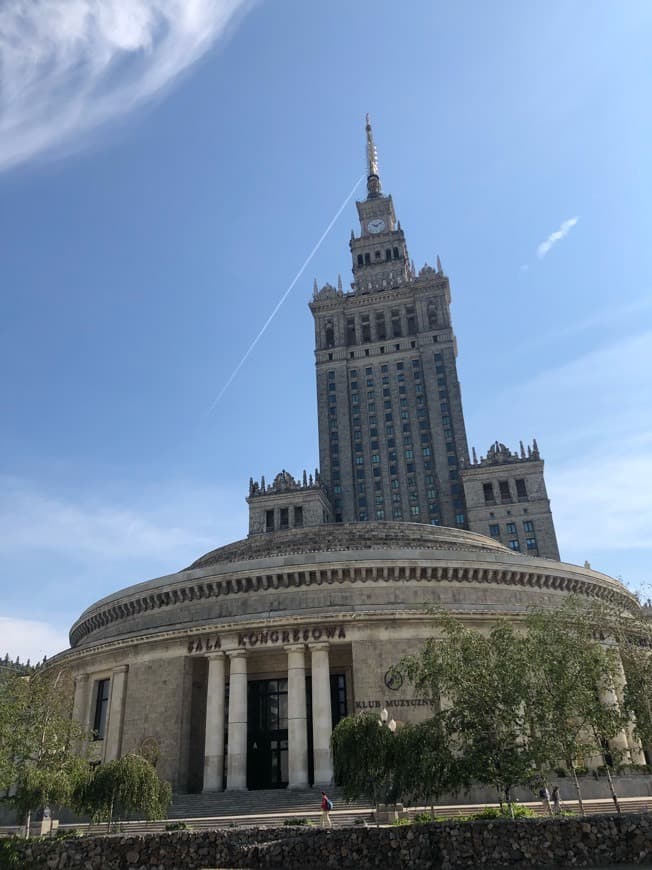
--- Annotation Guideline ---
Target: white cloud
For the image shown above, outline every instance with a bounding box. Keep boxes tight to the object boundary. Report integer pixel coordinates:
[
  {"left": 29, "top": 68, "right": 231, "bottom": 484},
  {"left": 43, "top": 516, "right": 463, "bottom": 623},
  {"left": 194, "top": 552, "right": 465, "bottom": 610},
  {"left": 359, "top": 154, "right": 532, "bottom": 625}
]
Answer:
[
  {"left": 0, "top": 0, "right": 251, "bottom": 173},
  {"left": 536, "top": 216, "right": 579, "bottom": 258},
  {"left": 549, "top": 454, "right": 652, "bottom": 552},
  {"left": 0, "top": 476, "right": 246, "bottom": 562},
  {"left": 0, "top": 617, "right": 69, "bottom": 661}
]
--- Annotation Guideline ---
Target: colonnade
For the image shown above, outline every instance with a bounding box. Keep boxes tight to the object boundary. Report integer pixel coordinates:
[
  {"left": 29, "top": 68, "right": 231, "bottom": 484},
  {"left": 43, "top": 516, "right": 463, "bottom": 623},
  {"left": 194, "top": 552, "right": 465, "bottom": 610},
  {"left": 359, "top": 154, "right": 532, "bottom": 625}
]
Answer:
[{"left": 202, "top": 642, "right": 333, "bottom": 792}]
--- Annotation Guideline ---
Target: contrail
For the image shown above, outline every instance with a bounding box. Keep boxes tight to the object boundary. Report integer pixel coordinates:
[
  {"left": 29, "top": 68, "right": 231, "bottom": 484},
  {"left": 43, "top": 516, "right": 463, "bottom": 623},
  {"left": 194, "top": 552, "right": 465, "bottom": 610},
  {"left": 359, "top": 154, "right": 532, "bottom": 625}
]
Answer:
[{"left": 207, "top": 174, "right": 365, "bottom": 414}]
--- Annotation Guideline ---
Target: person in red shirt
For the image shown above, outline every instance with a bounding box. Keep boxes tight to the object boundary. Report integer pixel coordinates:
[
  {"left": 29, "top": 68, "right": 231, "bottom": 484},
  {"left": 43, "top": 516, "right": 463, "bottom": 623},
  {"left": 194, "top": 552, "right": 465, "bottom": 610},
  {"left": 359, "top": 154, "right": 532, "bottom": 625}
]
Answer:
[{"left": 320, "top": 791, "right": 333, "bottom": 827}]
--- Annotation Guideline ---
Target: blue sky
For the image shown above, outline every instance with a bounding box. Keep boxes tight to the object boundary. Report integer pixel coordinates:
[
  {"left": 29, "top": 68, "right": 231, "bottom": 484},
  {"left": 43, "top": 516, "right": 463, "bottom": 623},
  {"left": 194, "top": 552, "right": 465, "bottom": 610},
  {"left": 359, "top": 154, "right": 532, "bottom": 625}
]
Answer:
[{"left": 1, "top": 0, "right": 651, "bottom": 661}]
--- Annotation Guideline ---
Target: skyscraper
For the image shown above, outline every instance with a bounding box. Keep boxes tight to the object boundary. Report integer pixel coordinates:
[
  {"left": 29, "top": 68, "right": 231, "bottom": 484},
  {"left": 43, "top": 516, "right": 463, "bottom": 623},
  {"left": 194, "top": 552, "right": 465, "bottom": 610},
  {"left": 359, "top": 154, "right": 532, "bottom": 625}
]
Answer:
[{"left": 310, "top": 116, "right": 470, "bottom": 529}]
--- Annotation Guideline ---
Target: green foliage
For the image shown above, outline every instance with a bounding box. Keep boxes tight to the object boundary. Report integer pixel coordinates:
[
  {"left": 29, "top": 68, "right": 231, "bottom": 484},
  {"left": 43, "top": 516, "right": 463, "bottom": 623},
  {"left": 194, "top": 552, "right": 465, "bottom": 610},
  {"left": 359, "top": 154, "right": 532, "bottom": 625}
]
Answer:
[
  {"left": 0, "top": 668, "right": 88, "bottom": 826},
  {"left": 398, "top": 616, "right": 537, "bottom": 805},
  {"left": 283, "top": 817, "right": 313, "bottom": 826},
  {"left": 165, "top": 821, "right": 192, "bottom": 831},
  {"left": 332, "top": 712, "right": 399, "bottom": 804},
  {"left": 0, "top": 837, "right": 23, "bottom": 870},
  {"left": 392, "top": 816, "right": 412, "bottom": 825},
  {"left": 412, "top": 812, "right": 436, "bottom": 823},
  {"left": 74, "top": 754, "right": 172, "bottom": 826}
]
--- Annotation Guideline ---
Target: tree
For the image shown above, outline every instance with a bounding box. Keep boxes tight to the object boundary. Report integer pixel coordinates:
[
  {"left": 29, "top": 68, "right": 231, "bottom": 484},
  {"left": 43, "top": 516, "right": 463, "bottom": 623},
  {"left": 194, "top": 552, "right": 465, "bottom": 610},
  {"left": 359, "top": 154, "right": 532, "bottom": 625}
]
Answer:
[
  {"left": 398, "top": 615, "right": 537, "bottom": 814},
  {"left": 393, "top": 715, "right": 460, "bottom": 811},
  {"left": 74, "top": 754, "right": 172, "bottom": 831},
  {"left": 0, "top": 668, "right": 87, "bottom": 835},
  {"left": 526, "top": 602, "right": 630, "bottom": 814},
  {"left": 331, "top": 712, "right": 398, "bottom": 806}
]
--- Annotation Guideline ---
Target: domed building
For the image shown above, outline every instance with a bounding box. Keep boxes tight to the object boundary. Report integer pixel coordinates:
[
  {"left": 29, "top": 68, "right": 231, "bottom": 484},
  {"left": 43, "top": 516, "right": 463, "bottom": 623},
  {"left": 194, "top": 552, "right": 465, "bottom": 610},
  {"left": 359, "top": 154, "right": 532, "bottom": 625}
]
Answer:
[{"left": 49, "top": 118, "right": 643, "bottom": 793}]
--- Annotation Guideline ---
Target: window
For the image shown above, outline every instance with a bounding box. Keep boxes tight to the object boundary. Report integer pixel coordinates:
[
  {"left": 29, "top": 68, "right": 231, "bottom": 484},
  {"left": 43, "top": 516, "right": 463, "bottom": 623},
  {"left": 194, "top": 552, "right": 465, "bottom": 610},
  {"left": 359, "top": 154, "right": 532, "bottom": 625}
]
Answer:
[
  {"left": 346, "top": 317, "right": 356, "bottom": 345},
  {"left": 355, "top": 456, "right": 364, "bottom": 465},
  {"left": 364, "top": 252, "right": 371, "bottom": 264},
  {"left": 508, "top": 540, "right": 520, "bottom": 551},
  {"left": 406, "top": 306, "right": 417, "bottom": 335},
  {"left": 499, "top": 481, "right": 511, "bottom": 501},
  {"left": 489, "top": 524, "right": 500, "bottom": 537},
  {"left": 516, "top": 478, "right": 528, "bottom": 499},
  {"left": 93, "top": 679, "right": 110, "bottom": 740},
  {"left": 375, "top": 312, "right": 387, "bottom": 340},
  {"left": 324, "top": 319, "right": 334, "bottom": 348},
  {"left": 391, "top": 479, "right": 399, "bottom": 489},
  {"left": 410, "top": 505, "right": 421, "bottom": 516},
  {"left": 375, "top": 250, "right": 381, "bottom": 259},
  {"left": 361, "top": 315, "right": 371, "bottom": 343},
  {"left": 423, "top": 447, "right": 431, "bottom": 456},
  {"left": 294, "top": 506, "right": 303, "bottom": 528},
  {"left": 367, "top": 390, "right": 374, "bottom": 399},
  {"left": 376, "top": 509, "right": 385, "bottom": 520},
  {"left": 372, "top": 454, "right": 380, "bottom": 464},
  {"left": 506, "top": 522, "right": 516, "bottom": 534},
  {"left": 405, "top": 449, "right": 414, "bottom": 459},
  {"left": 391, "top": 310, "right": 402, "bottom": 338},
  {"left": 483, "top": 483, "right": 495, "bottom": 504},
  {"left": 358, "top": 497, "right": 368, "bottom": 508},
  {"left": 526, "top": 537, "right": 538, "bottom": 550},
  {"left": 265, "top": 509, "right": 274, "bottom": 532},
  {"left": 386, "top": 248, "right": 392, "bottom": 260},
  {"left": 393, "top": 246, "right": 400, "bottom": 259},
  {"left": 280, "top": 508, "right": 289, "bottom": 530},
  {"left": 358, "top": 483, "right": 365, "bottom": 494},
  {"left": 392, "top": 508, "right": 403, "bottom": 519},
  {"left": 523, "top": 520, "right": 534, "bottom": 532},
  {"left": 455, "top": 513, "right": 465, "bottom": 525}
]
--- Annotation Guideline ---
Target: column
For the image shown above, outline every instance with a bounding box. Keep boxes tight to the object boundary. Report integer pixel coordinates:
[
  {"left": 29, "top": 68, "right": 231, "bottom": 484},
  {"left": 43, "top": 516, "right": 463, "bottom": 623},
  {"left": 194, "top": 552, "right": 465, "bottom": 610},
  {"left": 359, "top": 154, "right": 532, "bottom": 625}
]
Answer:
[
  {"left": 614, "top": 656, "right": 646, "bottom": 765},
  {"left": 104, "top": 665, "right": 129, "bottom": 761},
  {"left": 286, "top": 644, "right": 309, "bottom": 788},
  {"left": 600, "top": 682, "right": 630, "bottom": 761},
  {"left": 226, "top": 650, "right": 248, "bottom": 790},
  {"left": 71, "top": 673, "right": 90, "bottom": 754},
  {"left": 310, "top": 642, "right": 333, "bottom": 786},
  {"left": 203, "top": 652, "right": 226, "bottom": 792}
]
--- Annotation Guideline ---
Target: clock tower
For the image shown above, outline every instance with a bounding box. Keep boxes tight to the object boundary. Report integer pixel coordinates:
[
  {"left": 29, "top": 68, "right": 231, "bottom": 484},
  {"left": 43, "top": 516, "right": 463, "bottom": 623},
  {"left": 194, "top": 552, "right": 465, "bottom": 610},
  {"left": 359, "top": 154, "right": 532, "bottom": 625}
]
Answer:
[
  {"left": 310, "top": 116, "right": 470, "bottom": 528},
  {"left": 350, "top": 116, "right": 410, "bottom": 294}
]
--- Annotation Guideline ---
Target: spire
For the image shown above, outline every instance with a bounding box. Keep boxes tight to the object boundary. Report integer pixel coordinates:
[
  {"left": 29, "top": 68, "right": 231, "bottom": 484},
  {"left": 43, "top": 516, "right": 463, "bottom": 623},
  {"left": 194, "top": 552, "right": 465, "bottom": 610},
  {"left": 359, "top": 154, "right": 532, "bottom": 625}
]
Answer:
[{"left": 365, "top": 113, "right": 382, "bottom": 198}]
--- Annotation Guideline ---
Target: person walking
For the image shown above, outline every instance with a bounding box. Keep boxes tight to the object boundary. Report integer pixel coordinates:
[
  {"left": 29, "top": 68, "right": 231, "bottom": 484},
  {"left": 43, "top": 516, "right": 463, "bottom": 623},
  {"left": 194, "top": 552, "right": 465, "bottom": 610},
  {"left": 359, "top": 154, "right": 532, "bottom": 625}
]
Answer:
[
  {"left": 551, "top": 785, "right": 563, "bottom": 815},
  {"left": 320, "top": 791, "right": 333, "bottom": 827}
]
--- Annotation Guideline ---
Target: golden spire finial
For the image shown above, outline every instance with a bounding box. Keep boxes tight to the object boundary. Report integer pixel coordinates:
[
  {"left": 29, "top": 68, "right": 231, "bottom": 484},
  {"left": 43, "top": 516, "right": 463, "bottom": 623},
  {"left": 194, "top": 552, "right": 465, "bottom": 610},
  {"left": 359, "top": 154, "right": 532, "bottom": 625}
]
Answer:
[{"left": 365, "top": 114, "right": 381, "bottom": 197}]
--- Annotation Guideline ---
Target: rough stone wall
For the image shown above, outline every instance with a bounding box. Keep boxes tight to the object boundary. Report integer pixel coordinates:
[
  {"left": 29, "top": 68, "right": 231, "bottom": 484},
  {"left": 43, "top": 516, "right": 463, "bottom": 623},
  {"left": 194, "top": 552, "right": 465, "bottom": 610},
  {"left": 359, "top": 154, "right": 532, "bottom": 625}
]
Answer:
[{"left": 12, "top": 814, "right": 652, "bottom": 869}]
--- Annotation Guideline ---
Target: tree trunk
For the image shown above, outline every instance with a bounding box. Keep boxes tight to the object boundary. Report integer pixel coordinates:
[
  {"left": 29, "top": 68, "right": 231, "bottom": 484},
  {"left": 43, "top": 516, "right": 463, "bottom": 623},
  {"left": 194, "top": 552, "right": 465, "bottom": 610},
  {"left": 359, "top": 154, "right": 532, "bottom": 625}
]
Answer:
[
  {"left": 604, "top": 765, "right": 621, "bottom": 814},
  {"left": 570, "top": 762, "right": 586, "bottom": 817},
  {"left": 24, "top": 808, "right": 31, "bottom": 839}
]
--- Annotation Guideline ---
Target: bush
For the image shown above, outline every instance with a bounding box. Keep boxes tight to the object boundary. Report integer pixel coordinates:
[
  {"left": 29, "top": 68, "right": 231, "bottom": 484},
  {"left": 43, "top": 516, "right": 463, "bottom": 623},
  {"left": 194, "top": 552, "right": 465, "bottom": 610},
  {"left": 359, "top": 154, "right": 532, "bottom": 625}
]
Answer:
[
  {"left": 283, "top": 817, "right": 313, "bottom": 826},
  {"left": 468, "top": 804, "right": 537, "bottom": 821},
  {"left": 0, "top": 837, "right": 23, "bottom": 870},
  {"left": 392, "top": 817, "right": 412, "bottom": 826},
  {"left": 554, "top": 767, "right": 567, "bottom": 777},
  {"left": 413, "top": 812, "right": 436, "bottom": 824},
  {"left": 165, "top": 821, "right": 192, "bottom": 831},
  {"left": 573, "top": 766, "right": 589, "bottom": 777}
]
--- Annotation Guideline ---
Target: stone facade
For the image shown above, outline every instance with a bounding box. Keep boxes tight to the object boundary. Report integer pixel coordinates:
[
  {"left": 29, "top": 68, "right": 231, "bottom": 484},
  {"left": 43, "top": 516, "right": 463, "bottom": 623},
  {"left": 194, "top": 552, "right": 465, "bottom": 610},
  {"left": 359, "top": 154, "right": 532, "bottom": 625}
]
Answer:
[
  {"left": 52, "top": 522, "right": 640, "bottom": 793},
  {"left": 247, "top": 470, "right": 331, "bottom": 535},
  {"left": 310, "top": 121, "right": 469, "bottom": 529},
  {"left": 461, "top": 440, "right": 560, "bottom": 560}
]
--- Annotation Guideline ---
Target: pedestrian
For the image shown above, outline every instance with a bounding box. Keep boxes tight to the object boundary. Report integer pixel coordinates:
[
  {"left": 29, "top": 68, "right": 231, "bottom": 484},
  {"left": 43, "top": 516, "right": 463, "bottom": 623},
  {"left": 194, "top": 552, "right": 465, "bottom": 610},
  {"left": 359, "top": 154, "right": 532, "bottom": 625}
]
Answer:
[
  {"left": 538, "top": 785, "right": 551, "bottom": 815},
  {"left": 321, "top": 791, "right": 333, "bottom": 827},
  {"left": 551, "top": 785, "right": 563, "bottom": 815}
]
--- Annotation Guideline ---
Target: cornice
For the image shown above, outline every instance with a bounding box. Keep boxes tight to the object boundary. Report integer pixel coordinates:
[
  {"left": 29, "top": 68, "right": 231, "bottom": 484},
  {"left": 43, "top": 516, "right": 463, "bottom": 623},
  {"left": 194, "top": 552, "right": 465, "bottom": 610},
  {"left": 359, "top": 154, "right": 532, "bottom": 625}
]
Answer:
[{"left": 69, "top": 556, "right": 639, "bottom": 649}]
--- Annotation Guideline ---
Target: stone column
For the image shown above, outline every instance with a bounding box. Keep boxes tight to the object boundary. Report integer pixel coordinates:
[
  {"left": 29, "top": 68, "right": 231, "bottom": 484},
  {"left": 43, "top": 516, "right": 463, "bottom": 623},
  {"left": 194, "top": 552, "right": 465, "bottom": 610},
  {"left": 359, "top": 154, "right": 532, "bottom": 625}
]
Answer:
[
  {"left": 104, "top": 665, "right": 129, "bottom": 761},
  {"left": 71, "top": 673, "right": 90, "bottom": 754},
  {"left": 226, "top": 650, "right": 248, "bottom": 791},
  {"left": 286, "top": 644, "right": 309, "bottom": 788},
  {"left": 203, "top": 652, "right": 226, "bottom": 792},
  {"left": 310, "top": 642, "right": 333, "bottom": 786},
  {"left": 600, "top": 682, "right": 630, "bottom": 761},
  {"left": 614, "top": 656, "right": 646, "bottom": 765}
]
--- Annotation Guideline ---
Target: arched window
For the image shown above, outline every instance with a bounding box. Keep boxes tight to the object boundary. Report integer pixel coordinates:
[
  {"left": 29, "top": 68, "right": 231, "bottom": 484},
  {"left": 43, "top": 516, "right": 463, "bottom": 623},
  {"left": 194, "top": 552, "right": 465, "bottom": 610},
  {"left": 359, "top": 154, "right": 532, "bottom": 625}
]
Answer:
[{"left": 427, "top": 300, "right": 438, "bottom": 329}]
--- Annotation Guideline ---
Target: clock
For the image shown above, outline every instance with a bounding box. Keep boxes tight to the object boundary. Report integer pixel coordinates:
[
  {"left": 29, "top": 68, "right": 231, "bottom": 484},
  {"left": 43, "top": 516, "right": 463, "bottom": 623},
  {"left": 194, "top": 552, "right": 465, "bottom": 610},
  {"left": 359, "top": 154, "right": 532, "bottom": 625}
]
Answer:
[{"left": 367, "top": 218, "right": 386, "bottom": 234}]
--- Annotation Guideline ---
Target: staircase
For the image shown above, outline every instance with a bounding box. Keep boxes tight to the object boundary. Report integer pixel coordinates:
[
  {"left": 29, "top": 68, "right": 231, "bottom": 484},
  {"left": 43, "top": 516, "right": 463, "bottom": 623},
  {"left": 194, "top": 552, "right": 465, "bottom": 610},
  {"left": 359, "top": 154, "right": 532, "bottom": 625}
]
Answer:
[{"left": 168, "top": 787, "right": 371, "bottom": 829}]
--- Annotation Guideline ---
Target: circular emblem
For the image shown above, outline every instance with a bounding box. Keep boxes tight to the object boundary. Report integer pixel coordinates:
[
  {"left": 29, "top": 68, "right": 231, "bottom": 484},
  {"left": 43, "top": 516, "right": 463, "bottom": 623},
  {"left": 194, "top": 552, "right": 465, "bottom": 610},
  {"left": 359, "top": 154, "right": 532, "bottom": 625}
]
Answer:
[{"left": 384, "top": 669, "right": 403, "bottom": 691}]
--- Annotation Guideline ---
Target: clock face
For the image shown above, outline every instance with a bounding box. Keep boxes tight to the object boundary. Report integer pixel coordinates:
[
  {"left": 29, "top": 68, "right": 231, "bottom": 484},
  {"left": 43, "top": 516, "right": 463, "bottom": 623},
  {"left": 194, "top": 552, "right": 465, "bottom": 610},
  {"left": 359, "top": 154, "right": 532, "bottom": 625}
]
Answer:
[{"left": 367, "top": 218, "right": 386, "bottom": 234}]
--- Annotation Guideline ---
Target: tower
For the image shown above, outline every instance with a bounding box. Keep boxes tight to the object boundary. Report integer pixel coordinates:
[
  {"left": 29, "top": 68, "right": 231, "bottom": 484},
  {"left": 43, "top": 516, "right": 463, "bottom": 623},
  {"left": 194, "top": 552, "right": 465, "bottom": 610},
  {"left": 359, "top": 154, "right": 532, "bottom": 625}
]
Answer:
[
  {"left": 460, "top": 440, "right": 560, "bottom": 559},
  {"left": 310, "top": 116, "right": 470, "bottom": 528}
]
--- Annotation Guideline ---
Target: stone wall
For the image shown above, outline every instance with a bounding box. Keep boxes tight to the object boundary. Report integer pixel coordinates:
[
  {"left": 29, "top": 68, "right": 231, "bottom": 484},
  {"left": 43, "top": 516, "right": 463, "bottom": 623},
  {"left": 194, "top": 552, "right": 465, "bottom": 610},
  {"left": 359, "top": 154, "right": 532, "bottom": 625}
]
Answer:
[{"left": 10, "top": 814, "right": 652, "bottom": 869}]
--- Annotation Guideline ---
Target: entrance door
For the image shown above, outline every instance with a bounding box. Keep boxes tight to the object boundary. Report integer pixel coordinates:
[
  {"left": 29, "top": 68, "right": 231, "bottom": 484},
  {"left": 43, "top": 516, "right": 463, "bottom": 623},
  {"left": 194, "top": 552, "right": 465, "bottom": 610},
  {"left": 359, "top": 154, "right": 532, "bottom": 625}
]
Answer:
[{"left": 247, "top": 679, "right": 288, "bottom": 789}]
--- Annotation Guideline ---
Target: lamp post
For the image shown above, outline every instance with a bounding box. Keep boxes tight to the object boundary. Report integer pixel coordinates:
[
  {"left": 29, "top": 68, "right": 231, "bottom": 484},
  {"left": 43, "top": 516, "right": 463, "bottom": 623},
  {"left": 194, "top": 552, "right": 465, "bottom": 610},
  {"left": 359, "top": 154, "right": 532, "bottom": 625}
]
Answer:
[{"left": 375, "top": 708, "right": 400, "bottom": 824}]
